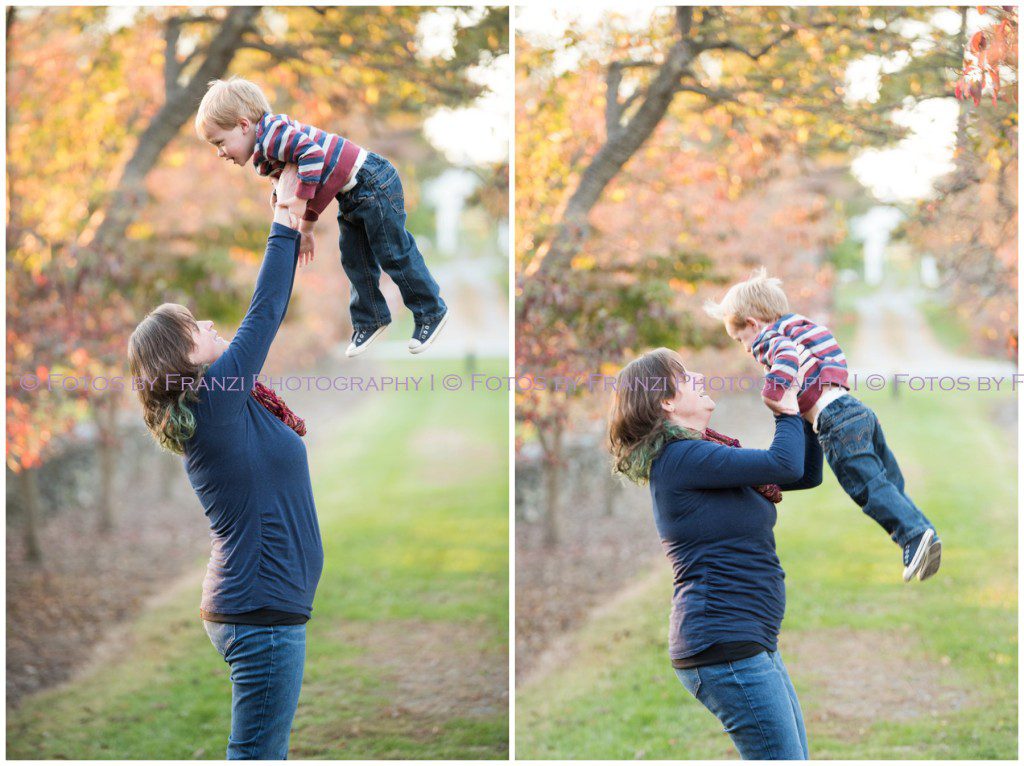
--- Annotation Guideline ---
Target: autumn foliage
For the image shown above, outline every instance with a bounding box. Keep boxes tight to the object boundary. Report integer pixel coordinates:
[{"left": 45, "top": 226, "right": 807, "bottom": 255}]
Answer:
[{"left": 954, "top": 7, "right": 1018, "bottom": 106}]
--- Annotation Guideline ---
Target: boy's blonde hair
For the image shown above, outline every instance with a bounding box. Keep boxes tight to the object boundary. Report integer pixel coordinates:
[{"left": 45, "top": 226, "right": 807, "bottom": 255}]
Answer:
[
  {"left": 195, "top": 76, "right": 272, "bottom": 138},
  {"left": 703, "top": 267, "right": 789, "bottom": 331}
]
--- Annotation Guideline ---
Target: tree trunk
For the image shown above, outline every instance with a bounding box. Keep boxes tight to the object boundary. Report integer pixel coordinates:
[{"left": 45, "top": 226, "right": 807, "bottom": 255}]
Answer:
[
  {"left": 159, "top": 448, "right": 180, "bottom": 497},
  {"left": 603, "top": 474, "right": 621, "bottom": 517},
  {"left": 94, "top": 398, "right": 119, "bottom": 534},
  {"left": 948, "top": 6, "right": 977, "bottom": 194},
  {"left": 530, "top": 8, "right": 698, "bottom": 279},
  {"left": 19, "top": 468, "right": 44, "bottom": 564},
  {"left": 541, "top": 421, "right": 564, "bottom": 547},
  {"left": 82, "top": 6, "right": 261, "bottom": 257}
]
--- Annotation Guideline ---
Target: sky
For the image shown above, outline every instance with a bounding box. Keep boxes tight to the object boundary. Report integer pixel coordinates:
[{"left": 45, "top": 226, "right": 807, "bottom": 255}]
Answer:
[
  {"left": 419, "top": 8, "right": 511, "bottom": 167},
  {"left": 517, "top": 6, "right": 995, "bottom": 204}
]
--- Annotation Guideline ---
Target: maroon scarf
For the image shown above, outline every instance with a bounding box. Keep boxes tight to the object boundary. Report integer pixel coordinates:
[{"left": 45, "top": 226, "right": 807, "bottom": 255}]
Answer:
[
  {"left": 703, "top": 427, "right": 782, "bottom": 504},
  {"left": 251, "top": 382, "right": 306, "bottom": 437}
]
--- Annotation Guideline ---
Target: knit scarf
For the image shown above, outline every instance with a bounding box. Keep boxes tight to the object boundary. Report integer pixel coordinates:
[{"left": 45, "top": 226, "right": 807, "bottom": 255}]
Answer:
[
  {"left": 251, "top": 382, "right": 306, "bottom": 437},
  {"left": 703, "top": 426, "right": 782, "bottom": 504}
]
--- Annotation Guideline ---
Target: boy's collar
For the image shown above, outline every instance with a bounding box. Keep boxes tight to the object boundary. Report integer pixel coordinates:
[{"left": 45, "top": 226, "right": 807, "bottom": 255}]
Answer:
[
  {"left": 254, "top": 112, "right": 272, "bottom": 136},
  {"left": 752, "top": 314, "right": 791, "bottom": 347}
]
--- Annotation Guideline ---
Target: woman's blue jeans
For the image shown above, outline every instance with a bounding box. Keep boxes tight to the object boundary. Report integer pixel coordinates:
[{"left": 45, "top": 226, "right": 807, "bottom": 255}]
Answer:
[
  {"left": 674, "top": 650, "right": 808, "bottom": 760},
  {"left": 203, "top": 621, "right": 306, "bottom": 760}
]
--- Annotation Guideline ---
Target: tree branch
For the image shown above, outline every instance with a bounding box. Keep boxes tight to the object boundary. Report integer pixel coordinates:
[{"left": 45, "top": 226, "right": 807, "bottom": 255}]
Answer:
[
  {"left": 677, "top": 83, "right": 734, "bottom": 102},
  {"left": 606, "top": 60, "right": 657, "bottom": 135},
  {"left": 697, "top": 28, "right": 798, "bottom": 60},
  {"left": 238, "top": 38, "right": 305, "bottom": 62},
  {"left": 163, "top": 16, "right": 183, "bottom": 99}
]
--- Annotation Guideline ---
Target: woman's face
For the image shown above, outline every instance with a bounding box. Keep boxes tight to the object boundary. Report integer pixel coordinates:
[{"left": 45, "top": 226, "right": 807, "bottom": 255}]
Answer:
[
  {"left": 662, "top": 368, "right": 716, "bottom": 428},
  {"left": 188, "top": 317, "right": 229, "bottom": 365}
]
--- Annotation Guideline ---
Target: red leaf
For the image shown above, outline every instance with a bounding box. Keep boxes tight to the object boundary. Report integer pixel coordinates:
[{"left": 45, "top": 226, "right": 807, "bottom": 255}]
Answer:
[{"left": 970, "top": 31, "right": 987, "bottom": 53}]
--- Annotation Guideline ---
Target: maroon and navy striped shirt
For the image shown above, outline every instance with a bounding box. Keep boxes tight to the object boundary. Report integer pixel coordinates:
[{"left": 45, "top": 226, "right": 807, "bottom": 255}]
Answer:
[
  {"left": 751, "top": 313, "right": 850, "bottom": 412},
  {"left": 252, "top": 112, "right": 363, "bottom": 217}
]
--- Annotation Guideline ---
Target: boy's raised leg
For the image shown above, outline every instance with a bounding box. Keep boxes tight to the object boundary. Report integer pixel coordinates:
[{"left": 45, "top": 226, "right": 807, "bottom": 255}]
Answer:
[{"left": 818, "top": 398, "right": 937, "bottom": 580}]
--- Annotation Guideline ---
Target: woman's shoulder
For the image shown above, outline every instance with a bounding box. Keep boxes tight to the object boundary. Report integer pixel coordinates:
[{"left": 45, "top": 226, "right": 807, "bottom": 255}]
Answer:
[{"left": 652, "top": 438, "right": 710, "bottom": 476}]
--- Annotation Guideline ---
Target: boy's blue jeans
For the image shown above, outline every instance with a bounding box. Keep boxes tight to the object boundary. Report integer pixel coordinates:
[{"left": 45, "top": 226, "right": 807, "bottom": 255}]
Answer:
[
  {"left": 336, "top": 152, "right": 447, "bottom": 332},
  {"left": 816, "top": 395, "right": 933, "bottom": 547},
  {"left": 674, "top": 650, "right": 808, "bottom": 760},
  {"left": 204, "top": 621, "right": 306, "bottom": 760}
]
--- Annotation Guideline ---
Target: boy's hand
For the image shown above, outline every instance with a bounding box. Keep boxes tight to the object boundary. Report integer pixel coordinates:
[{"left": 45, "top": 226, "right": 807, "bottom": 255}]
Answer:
[{"left": 297, "top": 220, "right": 315, "bottom": 267}]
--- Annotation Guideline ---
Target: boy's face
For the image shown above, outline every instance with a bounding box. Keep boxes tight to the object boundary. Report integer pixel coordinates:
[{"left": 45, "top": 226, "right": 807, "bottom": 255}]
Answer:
[
  {"left": 204, "top": 119, "right": 257, "bottom": 166},
  {"left": 727, "top": 317, "right": 764, "bottom": 353}
]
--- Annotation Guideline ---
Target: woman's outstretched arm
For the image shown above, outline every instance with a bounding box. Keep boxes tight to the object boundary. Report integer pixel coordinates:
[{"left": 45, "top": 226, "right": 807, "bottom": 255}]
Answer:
[
  {"left": 202, "top": 170, "right": 301, "bottom": 414},
  {"left": 778, "top": 419, "right": 823, "bottom": 491},
  {"left": 661, "top": 414, "right": 806, "bottom": 489}
]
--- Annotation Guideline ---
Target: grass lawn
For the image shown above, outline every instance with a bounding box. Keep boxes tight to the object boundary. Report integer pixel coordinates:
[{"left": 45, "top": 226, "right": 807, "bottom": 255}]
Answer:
[
  {"left": 7, "top": 358, "right": 509, "bottom": 760},
  {"left": 516, "top": 387, "right": 1017, "bottom": 759},
  {"left": 920, "top": 298, "right": 976, "bottom": 358}
]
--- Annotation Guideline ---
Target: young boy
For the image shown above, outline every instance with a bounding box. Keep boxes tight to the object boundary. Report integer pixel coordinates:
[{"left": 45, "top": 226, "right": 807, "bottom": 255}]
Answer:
[
  {"left": 195, "top": 76, "right": 449, "bottom": 357},
  {"left": 704, "top": 268, "right": 942, "bottom": 583}
]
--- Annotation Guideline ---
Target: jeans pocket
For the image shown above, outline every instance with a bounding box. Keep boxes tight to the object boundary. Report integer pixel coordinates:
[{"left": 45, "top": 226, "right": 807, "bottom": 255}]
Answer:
[
  {"left": 203, "top": 620, "right": 235, "bottom": 658},
  {"left": 380, "top": 168, "right": 405, "bottom": 216},
  {"left": 674, "top": 667, "right": 702, "bottom": 698}
]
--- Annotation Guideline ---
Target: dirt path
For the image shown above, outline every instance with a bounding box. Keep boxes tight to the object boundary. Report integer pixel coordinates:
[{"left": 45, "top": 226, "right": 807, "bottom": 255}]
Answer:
[{"left": 850, "top": 286, "right": 1016, "bottom": 379}]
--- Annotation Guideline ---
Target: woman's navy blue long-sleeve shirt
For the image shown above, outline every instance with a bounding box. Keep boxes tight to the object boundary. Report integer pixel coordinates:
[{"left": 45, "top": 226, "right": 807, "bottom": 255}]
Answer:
[
  {"left": 649, "top": 415, "right": 821, "bottom": 660},
  {"left": 183, "top": 223, "right": 324, "bottom": 620}
]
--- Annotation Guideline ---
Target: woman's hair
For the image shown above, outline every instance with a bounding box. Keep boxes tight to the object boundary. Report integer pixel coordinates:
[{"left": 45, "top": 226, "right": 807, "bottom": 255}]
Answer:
[
  {"left": 608, "top": 347, "right": 704, "bottom": 485},
  {"left": 127, "top": 303, "right": 208, "bottom": 455},
  {"left": 195, "top": 76, "right": 272, "bottom": 138},
  {"left": 703, "top": 266, "right": 789, "bottom": 332}
]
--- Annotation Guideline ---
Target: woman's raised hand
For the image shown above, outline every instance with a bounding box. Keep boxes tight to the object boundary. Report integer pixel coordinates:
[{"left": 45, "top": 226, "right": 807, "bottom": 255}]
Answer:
[
  {"left": 273, "top": 165, "right": 303, "bottom": 222},
  {"left": 762, "top": 387, "right": 799, "bottom": 416}
]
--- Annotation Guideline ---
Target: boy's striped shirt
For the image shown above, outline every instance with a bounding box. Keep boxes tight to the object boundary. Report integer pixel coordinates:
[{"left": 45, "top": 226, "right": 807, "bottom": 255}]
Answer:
[
  {"left": 751, "top": 313, "right": 849, "bottom": 413},
  {"left": 252, "top": 113, "right": 359, "bottom": 203}
]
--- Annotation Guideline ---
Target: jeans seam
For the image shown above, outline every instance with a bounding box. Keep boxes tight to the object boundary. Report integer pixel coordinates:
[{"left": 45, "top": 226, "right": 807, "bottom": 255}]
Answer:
[
  {"left": 372, "top": 192, "right": 419, "bottom": 313},
  {"left": 353, "top": 215, "right": 385, "bottom": 328},
  {"left": 248, "top": 627, "right": 275, "bottom": 759},
  {"left": 417, "top": 309, "right": 447, "bottom": 325},
  {"left": 727, "top": 657, "right": 775, "bottom": 759},
  {"left": 773, "top": 653, "right": 807, "bottom": 758}
]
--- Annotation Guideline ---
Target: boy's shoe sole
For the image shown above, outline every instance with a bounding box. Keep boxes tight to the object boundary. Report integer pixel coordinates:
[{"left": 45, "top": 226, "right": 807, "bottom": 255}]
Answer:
[
  {"left": 345, "top": 325, "right": 389, "bottom": 358},
  {"left": 409, "top": 310, "right": 450, "bottom": 355},
  {"left": 902, "top": 528, "right": 935, "bottom": 582},
  {"left": 917, "top": 538, "right": 942, "bottom": 581}
]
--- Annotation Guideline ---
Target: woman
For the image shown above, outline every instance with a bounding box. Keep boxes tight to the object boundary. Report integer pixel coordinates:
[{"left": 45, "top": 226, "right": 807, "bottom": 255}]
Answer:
[
  {"left": 608, "top": 348, "right": 822, "bottom": 760},
  {"left": 127, "top": 167, "right": 321, "bottom": 760}
]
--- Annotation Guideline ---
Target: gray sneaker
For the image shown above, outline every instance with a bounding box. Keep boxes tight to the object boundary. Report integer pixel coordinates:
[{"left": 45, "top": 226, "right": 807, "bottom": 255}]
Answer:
[
  {"left": 902, "top": 528, "right": 936, "bottom": 582},
  {"left": 917, "top": 536, "right": 942, "bottom": 582},
  {"left": 345, "top": 324, "right": 389, "bottom": 358}
]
